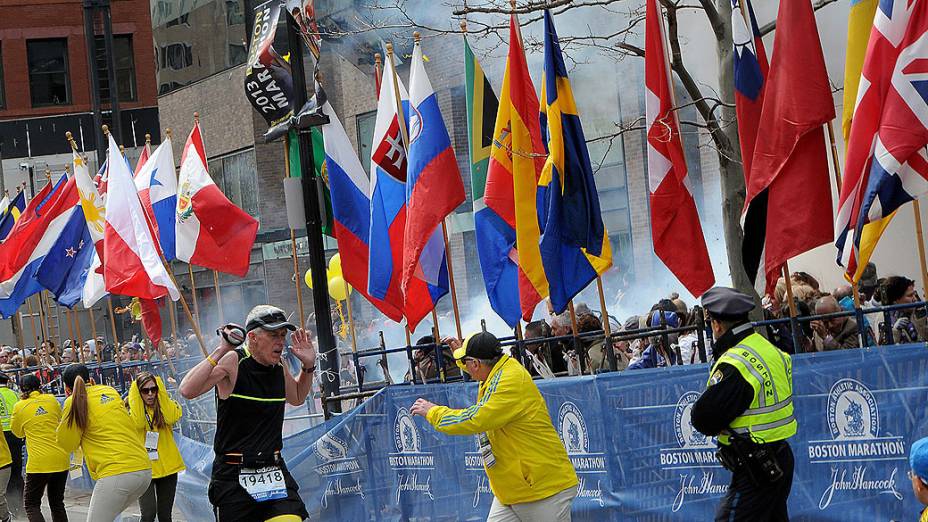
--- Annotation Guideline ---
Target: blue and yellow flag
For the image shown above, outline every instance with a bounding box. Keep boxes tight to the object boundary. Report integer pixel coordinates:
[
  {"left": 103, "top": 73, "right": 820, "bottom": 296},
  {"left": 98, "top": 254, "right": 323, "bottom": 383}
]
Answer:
[
  {"left": 0, "top": 190, "right": 26, "bottom": 243},
  {"left": 538, "top": 9, "right": 612, "bottom": 314}
]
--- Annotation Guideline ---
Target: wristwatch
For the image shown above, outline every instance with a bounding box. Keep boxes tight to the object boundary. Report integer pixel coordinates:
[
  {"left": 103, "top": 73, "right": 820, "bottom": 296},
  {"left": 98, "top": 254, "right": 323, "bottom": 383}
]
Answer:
[{"left": 302, "top": 365, "right": 316, "bottom": 374}]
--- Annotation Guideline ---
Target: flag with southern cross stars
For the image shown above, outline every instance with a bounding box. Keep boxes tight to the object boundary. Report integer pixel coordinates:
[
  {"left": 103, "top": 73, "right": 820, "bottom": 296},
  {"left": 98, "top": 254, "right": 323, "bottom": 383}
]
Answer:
[{"left": 36, "top": 205, "right": 95, "bottom": 308}]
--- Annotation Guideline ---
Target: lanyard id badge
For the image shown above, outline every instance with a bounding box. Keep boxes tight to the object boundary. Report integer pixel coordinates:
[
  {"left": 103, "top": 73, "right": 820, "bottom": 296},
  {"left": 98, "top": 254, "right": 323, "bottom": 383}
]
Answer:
[
  {"left": 145, "top": 431, "right": 160, "bottom": 461},
  {"left": 478, "top": 433, "right": 496, "bottom": 468},
  {"left": 238, "top": 466, "right": 288, "bottom": 502}
]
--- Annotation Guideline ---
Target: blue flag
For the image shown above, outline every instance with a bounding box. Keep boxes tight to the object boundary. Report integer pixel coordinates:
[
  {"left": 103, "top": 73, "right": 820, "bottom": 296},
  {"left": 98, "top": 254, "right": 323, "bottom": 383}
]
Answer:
[
  {"left": 538, "top": 10, "right": 612, "bottom": 314},
  {"left": 0, "top": 191, "right": 26, "bottom": 242},
  {"left": 36, "top": 210, "right": 94, "bottom": 308}
]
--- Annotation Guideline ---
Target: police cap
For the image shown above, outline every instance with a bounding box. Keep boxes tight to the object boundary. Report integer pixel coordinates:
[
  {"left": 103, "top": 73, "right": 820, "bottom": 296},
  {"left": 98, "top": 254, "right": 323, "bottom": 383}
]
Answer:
[{"left": 701, "top": 286, "right": 755, "bottom": 320}]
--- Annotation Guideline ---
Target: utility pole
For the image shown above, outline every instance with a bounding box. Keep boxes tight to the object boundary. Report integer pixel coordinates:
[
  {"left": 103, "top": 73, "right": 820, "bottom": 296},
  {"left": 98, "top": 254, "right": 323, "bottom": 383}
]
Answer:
[
  {"left": 284, "top": 12, "right": 340, "bottom": 414},
  {"left": 82, "top": 0, "right": 121, "bottom": 164}
]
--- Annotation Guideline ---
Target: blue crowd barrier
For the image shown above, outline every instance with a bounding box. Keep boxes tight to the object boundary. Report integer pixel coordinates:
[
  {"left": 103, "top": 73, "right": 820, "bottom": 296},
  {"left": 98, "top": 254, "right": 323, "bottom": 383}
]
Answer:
[{"left": 173, "top": 343, "right": 928, "bottom": 521}]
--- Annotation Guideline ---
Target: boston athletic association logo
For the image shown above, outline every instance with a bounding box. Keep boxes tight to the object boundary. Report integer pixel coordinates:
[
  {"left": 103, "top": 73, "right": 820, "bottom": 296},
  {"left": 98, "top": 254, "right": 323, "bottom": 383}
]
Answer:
[
  {"left": 810, "top": 378, "right": 905, "bottom": 510},
  {"left": 312, "top": 430, "right": 364, "bottom": 508},
  {"left": 660, "top": 391, "right": 726, "bottom": 513},
  {"left": 388, "top": 407, "right": 434, "bottom": 502},
  {"left": 556, "top": 402, "right": 606, "bottom": 507}
]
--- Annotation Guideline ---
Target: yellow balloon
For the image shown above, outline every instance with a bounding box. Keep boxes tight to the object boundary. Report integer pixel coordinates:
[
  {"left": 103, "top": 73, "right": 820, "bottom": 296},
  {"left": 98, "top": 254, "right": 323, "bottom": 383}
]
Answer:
[
  {"left": 304, "top": 269, "right": 314, "bottom": 289},
  {"left": 328, "top": 253, "right": 342, "bottom": 277},
  {"left": 328, "top": 275, "right": 349, "bottom": 301}
]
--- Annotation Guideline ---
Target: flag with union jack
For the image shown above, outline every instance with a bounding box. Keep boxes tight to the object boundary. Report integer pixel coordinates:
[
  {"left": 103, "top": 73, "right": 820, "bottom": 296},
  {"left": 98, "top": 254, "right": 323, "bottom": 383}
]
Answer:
[{"left": 836, "top": 1, "right": 928, "bottom": 282}]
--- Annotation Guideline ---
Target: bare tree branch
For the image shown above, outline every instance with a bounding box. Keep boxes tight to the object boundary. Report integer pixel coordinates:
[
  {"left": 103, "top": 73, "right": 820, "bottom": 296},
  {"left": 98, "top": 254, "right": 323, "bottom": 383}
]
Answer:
[{"left": 758, "top": 0, "right": 840, "bottom": 36}]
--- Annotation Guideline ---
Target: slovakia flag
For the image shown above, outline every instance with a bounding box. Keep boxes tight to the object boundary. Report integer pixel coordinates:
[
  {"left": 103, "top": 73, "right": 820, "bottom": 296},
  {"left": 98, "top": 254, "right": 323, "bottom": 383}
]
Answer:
[
  {"left": 103, "top": 134, "right": 179, "bottom": 301},
  {"left": 175, "top": 121, "right": 258, "bottom": 277},
  {"left": 368, "top": 54, "right": 410, "bottom": 310},
  {"left": 135, "top": 138, "right": 178, "bottom": 261},
  {"left": 403, "top": 39, "right": 464, "bottom": 330},
  {"left": 321, "top": 101, "right": 403, "bottom": 322}
]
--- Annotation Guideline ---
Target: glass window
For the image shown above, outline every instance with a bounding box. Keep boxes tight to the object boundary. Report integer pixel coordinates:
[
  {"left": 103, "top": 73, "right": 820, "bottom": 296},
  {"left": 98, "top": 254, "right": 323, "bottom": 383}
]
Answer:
[
  {"left": 209, "top": 149, "right": 259, "bottom": 220},
  {"left": 356, "top": 111, "right": 376, "bottom": 174},
  {"left": 27, "top": 38, "right": 71, "bottom": 107},
  {"left": 152, "top": 0, "right": 247, "bottom": 94},
  {"left": 94, "top": 35, "right": 137, "bottom": 103}
]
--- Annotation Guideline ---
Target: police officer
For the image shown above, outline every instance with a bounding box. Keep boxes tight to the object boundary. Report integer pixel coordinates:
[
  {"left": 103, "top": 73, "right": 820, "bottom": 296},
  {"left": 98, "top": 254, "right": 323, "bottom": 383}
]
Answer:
[{"left": 692, "top": 287, "right": 797, "bottom": 522}]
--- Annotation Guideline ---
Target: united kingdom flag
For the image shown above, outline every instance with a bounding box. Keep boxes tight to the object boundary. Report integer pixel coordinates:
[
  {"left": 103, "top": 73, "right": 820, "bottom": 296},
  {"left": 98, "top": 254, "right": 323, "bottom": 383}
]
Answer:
[{"left": 837, "top": 0, "right": 928, "bottom": 280}]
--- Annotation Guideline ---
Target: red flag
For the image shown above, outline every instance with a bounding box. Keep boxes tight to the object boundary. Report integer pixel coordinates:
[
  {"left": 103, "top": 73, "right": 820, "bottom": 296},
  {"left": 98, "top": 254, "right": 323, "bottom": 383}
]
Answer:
[
  {"left": 134, "top": 141, "right": 151, "bottom": 178},
  {"left": 139, "top": 298, "right": 163, "bottom": 349},
  {"left": 748, "top": 0, "right": 835, "bottom": 294},
  {"left": 645, "top": 0, "right": 715, "bottom": 296}
]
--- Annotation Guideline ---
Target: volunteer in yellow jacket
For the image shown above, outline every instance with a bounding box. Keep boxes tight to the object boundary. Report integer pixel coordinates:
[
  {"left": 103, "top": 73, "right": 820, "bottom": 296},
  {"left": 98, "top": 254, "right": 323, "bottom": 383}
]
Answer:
[
  {"left": 411, "top": 332, "right": 578, "bottom": 522},
  {"left": 57, "top": 364, "right": 152, "bottom": 522},
  {"left": 12, "top": 374, "right": 70, "bottom": 522},
  {"left": 128, "top": 372, "right": 184, "bottom": 522},
  {"left": 0, "top": 393, "right": 15, "bottom": 522}
]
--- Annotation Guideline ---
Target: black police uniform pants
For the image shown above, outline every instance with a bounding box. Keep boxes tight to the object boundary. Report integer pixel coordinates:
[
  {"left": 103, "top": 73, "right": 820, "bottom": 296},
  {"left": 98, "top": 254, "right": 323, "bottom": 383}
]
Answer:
[{"left": 715, "top": 441, "right": 794, "bottom": 522}]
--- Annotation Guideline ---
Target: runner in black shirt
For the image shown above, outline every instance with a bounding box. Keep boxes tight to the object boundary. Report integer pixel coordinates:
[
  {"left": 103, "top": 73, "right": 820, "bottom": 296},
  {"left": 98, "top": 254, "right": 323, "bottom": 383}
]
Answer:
[{"left": 180, "top": 305, "right": 317, "bottom": 522}]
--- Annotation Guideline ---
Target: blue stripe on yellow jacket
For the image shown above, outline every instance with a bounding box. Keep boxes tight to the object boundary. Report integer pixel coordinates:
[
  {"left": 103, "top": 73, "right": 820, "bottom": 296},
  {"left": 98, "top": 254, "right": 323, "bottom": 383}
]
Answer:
[
  {"left": 426, "top": 355, "right": 577, "bottom": 505},
  {"left": 538, "top": 10, "right": 612, "bottom": 314}
]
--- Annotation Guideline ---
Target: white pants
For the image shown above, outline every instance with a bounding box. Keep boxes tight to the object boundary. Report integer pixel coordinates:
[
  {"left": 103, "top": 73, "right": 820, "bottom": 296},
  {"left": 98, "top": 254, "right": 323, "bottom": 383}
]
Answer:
[
  {"left": 487, "top": 486, "right": 576, "bottom": 522},
  {"left": 87, "top": 469, "right": 152, "bottom": 522}
]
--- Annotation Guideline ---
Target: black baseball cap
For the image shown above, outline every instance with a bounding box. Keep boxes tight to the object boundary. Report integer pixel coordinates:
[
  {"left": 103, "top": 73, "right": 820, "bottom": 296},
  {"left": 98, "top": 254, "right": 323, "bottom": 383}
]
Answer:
[
  {"left": 245, "top": 305, "right": 297, "bottom": 333},
  {"left": 453, "top": 332, "right": 503, "bottom": 362}
]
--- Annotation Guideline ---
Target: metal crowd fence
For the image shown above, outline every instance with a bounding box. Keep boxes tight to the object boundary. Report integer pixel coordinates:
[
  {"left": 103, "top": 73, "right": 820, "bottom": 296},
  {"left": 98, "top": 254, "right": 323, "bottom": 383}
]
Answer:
[{"left": 322, "top": 300, "right": 928, "bottom": 417}]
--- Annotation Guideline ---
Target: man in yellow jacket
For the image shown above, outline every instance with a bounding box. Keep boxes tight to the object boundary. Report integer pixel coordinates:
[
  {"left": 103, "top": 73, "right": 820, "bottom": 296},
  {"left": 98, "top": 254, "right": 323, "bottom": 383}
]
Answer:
[{"left": 411, "top": 332, "right": 577, "bottom": 521}]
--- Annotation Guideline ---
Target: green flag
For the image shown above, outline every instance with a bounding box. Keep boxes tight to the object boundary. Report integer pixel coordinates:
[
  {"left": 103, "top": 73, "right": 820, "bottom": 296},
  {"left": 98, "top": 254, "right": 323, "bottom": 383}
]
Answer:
[
  {"left": 287, "top": 128, "right": 334, "bottom": 236},
  {"left": 464, "top": 37, "right": 498, "bottom": 212}
]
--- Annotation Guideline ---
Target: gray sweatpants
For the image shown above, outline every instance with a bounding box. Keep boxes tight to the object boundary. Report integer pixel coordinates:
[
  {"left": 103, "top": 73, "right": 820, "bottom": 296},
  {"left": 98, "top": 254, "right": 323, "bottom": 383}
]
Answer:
[
  {"left": 0, "top": 464, "right": 11, "bottom": 518},
  {"left": 87, "top": 469, "right": 152, "bottom": 522},
  {"left": 487, "top": 486, "right": 576, "bottom": 522}
]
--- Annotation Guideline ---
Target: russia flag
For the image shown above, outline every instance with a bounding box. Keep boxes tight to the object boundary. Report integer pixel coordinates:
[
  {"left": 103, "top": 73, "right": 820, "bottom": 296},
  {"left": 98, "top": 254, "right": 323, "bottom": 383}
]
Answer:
[
  {"left": 321, "top": 101, "right": 403, "bottom": 322},
  {"left": 403, "top": 38, "right": 465, "bottom": 330}
]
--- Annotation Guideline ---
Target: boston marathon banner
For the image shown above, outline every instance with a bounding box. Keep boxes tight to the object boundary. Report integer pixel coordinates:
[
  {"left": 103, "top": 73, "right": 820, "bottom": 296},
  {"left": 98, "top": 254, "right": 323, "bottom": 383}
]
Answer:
[
  {"left": 174, "top": 344, "right": 928, "bottom": 521},
  {"left": 244, "top": 0, "right": 296, "bottom": 140}
]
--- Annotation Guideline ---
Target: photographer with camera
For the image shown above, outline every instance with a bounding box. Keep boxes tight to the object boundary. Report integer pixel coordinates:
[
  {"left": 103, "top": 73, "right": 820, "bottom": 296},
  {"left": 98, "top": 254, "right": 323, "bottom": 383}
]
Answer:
[{"left": 691, "top": 287, "right": 797, "bottom": 522}]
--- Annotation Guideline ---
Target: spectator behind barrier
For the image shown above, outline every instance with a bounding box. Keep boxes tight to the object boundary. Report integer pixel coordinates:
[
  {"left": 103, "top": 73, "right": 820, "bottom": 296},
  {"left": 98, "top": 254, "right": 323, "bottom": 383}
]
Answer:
[
  {"left": 811, "top": 296, "right": 860, "bottom": 351},
  {"left": 880, "top": 276, "right": 927, "bottom": 344},
  {"left": 910, "top": 436, "right": 928, "bottom": 522}
]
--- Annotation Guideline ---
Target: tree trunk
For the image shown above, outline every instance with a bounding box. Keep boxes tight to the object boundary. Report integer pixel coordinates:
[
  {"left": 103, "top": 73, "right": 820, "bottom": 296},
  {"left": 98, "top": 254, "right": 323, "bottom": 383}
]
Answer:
[{"left": 713, "top": 0, "right": 757, "bottom": 302}]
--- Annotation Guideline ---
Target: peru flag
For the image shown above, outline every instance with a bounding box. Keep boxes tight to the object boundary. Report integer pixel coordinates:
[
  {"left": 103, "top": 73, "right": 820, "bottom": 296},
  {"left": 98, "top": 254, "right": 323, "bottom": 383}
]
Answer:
[
  {"left": 321, "top": 101, "right": 403, "bottom": 322},
  {"left": 135, "top": 139, "right": 178, "bottom": 261},
  {"left": 175, "top": 121, "right": 258, "bottom": 277},
  {"left": 103, "top": 134, "right": 179, "bottom": 301}
]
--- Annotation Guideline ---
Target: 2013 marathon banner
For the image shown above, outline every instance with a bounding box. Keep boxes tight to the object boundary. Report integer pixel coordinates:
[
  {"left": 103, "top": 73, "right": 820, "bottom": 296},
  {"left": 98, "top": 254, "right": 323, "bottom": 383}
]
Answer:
[{"left": 171, "top": 344, "right": 928, "bottom": 521}]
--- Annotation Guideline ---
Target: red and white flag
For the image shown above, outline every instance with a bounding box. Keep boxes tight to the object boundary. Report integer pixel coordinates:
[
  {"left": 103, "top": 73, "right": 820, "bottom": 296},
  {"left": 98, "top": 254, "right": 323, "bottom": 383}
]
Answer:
[
  {"left": 103, "top": 134, "right": 179, "bottom": 301},
  {"left": 175, "top": 121, "right": 258, "bottom": 277},
  {"left": 645, "top": 0, "right": 714, "bottom": 296}
]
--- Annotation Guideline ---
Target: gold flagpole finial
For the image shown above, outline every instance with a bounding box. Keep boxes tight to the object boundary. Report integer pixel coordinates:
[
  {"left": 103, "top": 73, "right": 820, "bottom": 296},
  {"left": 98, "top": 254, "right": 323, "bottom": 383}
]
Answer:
[
  {"left": 145, "top": 133, "right": 151, "bottom": 145},
  {"left": 64, "top": 164, "right": 71, "bottom": 174},
  {"left": 460, "top": 19, "right": 467, "bottom": 32},
  {"left": 385, "top": 42, "right": 393, "bottom": 56},
  {"left": 194, "top": 112, "right": 200, "bottom": 124},
  {"left": 165, "top": 128, "right": 172, "bottom": 139},
  {"left": 65, "top": 131, "right": 79, "bottom": 152},
  {"left": 43, "top": 167, "right": 51, "bottom": 181},
  {"left": 119, "top": 145, "right": 126, "bottom": 157},
  {"left": 413, "top": 31, "right": 421, "bottom": 43},
  {"left": 510, "top": 0, "right": 516, "bottom": 12},
  {"left": 374, "top": 53, "right": 382, "bottom": 66},
  {"left": 102, "top": 125, "right": 110, "bottom": 136}
]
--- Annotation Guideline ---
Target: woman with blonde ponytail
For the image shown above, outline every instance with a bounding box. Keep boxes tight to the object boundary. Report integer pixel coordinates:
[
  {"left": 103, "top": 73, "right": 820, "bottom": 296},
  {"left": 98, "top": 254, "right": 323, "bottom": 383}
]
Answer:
[{"left": 56, "top": 364, "right": 152, "bottom": 522}]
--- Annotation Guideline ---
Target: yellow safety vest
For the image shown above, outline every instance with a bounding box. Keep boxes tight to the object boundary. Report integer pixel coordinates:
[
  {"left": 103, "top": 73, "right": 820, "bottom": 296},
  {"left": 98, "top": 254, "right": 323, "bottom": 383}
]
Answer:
[
  {"left": 0, "top": 387, "right": 19, "bottom": 431},
  {"left": 708, "top": 332, "right": 797, "bottom": 445}
]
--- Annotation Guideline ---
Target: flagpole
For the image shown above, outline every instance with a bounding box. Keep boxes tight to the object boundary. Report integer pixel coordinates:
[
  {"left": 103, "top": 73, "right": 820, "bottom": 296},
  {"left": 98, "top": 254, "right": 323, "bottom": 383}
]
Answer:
[
  {"left": 913, "top": 200, "right": 928, "bottom": 295},
  {"left": 73, "top": 307, "right": 84, "bottom": 362},
  {"left": 284, "top": 138, "right": 306, "bottom": 329},
  {"left": 213, "top": 270, "right": 224, "bottom": 324},
  {"left": 65, "top": 308, "right": 75, "bottom": 350},
  {"left": 374, "top": 53, "right": 382, "bottom": 98},
  {"left": 107, "top": 297, "right": 120, "bottom": 348},
  {"left": 158, "top": 255, "right": 209, "bottom": 357},
  {"left": 566, "top": 301, "right": 583, "bottom": 374},
  {"left": 343, "top": 278, "right": 357, "bottom": 354},
  {"left": 441, "top": 221, "right": 464, "bottom": 340},
  {"left": 430, "top": 308, "right": 441, "bottom": 340},
  {"left": 595, "top": 276, "right": 618, "bottom": 371},
  {"left": 781, "top": 261, "right": 805, "bottom": 352},
  {"left": 88, "top": 306, "right": 102, "bottom": 365},
  {"left": 25, "top": 297, "right": 38, "bottom": 350},
  {"left": 187, "top": 264, "right": 200, "bottom": 328}
]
